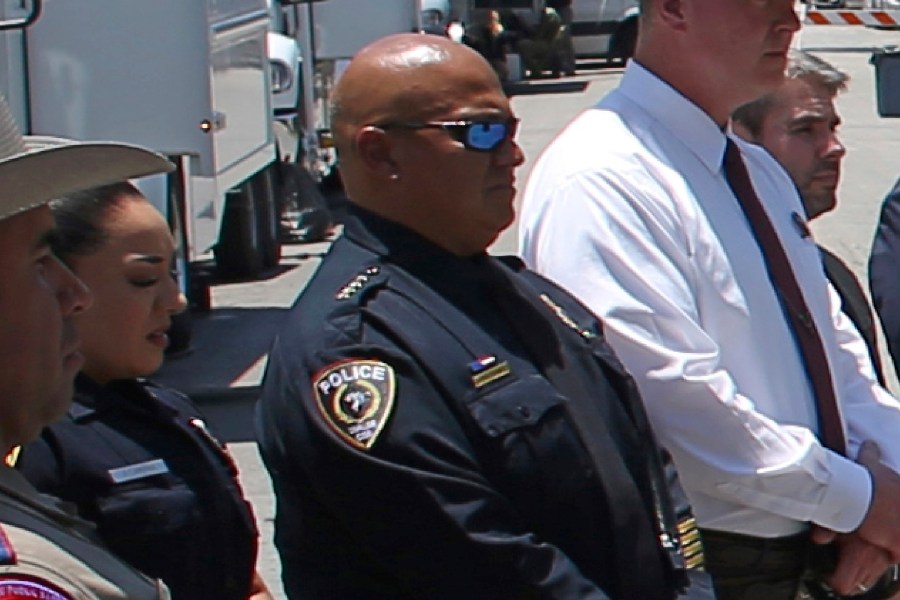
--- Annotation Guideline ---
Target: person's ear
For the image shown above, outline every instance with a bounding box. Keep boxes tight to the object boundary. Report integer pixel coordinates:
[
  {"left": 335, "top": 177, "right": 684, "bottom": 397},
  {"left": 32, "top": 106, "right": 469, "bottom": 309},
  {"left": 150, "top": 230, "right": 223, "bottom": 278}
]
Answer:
[
  {"left": 355, "top": 126, "right": 400, "bottom": 181},
  {"left": 658, "top": 0, "right": 687, "bottom": 31}
]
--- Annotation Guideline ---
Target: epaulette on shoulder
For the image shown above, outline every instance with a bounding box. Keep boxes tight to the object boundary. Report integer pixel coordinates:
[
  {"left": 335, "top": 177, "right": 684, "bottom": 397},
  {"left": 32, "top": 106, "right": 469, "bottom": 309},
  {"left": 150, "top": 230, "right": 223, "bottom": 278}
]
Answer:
[
  {"left": 68, "top": 402, "right": 96, "bottom": 422},
  {"left": 139, "top": 377, "right": 188, "bottom": 401},
  {"left": 141, "top": 379, "right": 194, "bottom": 415},
  {"left": 335, "top": 265, "right": 385, "bottom": 302}
]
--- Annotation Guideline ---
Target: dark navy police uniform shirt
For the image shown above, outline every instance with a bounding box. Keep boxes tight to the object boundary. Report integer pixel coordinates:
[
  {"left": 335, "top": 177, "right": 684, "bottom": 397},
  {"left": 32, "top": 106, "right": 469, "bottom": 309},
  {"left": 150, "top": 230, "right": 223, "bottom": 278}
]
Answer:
[
  {"left": 16, "top": 374, "right": 258, "bottom": 600},
  {"left": 256, "top": 205, "right": 703, "bottom": 600}
]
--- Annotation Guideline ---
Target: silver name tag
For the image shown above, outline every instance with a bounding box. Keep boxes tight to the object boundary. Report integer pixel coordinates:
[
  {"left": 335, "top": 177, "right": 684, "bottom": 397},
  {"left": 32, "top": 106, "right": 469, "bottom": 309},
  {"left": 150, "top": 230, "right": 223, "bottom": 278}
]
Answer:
[{"left": 107, "top": 459, "right": 169, "bottom": 484}]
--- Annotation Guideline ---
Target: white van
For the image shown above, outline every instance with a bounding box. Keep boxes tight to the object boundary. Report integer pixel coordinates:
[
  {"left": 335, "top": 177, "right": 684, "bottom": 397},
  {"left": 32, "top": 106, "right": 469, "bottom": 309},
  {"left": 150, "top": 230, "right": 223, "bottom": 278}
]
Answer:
[{"left": 570, "top": 0, "right": 639, "bottom": 59}]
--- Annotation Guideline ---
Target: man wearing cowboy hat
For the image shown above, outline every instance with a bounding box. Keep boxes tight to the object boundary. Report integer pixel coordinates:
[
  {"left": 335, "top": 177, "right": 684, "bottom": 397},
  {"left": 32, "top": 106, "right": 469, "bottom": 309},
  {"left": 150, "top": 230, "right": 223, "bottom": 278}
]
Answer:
[{"left": 0, "top": 94, "right": 174, "bottom": 599}]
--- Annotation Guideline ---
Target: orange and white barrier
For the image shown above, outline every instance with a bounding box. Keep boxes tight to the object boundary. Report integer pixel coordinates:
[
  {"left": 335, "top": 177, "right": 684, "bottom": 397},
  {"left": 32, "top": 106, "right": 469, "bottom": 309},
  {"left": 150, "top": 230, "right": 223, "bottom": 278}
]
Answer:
[{"left": 803, "top": 9, "right": 900, "bottom": 25}]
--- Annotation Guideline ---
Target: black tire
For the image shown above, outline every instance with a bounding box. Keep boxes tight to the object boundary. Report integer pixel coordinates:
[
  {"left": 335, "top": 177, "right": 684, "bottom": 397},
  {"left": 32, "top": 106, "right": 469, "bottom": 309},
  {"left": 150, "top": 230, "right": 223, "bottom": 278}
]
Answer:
[
  {"left": 610, "top": 19, "right": 638, "bottom": 62},
  {"left": 164, "top": 157, "right": 195, "bottom": 355},
  {"left": 283, "top": 163, "right": 333, "bottom": 243},
  {"left": 320, "top": 167, "right": 349, "bottom": 224},
  {"left": 320, "top": 166, "right": 343, "bottom": 195},
  {"left": 214, "top": 183, "right": 264, "bottom": 278},
  {"left": 253, "top": 166, "right": 282, "bottom": 269},
  {"left": 189, "top": 271, "right": 212, "bottom": 313},
  {"left": 166, "top": 311, "right": 194, "bottom": 358}
]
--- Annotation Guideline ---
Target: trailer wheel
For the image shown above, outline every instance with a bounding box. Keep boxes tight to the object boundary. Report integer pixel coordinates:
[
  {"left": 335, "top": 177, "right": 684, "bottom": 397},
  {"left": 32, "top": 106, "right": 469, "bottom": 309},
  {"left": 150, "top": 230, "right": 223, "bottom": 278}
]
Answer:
[
  {"left": 166, "top": 312, "right": 194, "bottom": 358},
  {"left": 253, "top": 165, "right": 282, "bottom": 269},
  {"left": 280, "top": 161, "right": 333, "bottom": 243},
  {"left": 162, "top": 156, "right": 198, "bottom": 356},
  {"left": 215, "top": 183, "right": 264, "bottom": 278}
]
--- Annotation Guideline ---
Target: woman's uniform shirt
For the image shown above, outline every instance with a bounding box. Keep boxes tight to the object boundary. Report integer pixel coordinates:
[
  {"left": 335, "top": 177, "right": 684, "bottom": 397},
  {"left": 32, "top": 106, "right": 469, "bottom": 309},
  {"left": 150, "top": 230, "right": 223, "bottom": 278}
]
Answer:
[{"left": 16, "top": 374, "right": 258, "bottom": 600}]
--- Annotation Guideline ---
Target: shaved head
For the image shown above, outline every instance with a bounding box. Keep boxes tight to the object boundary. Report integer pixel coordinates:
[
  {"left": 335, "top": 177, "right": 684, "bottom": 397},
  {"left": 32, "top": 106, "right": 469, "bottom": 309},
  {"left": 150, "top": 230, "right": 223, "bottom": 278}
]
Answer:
[
  {"left": 326, "top": 32, "right": 522, "bottom": 256},
  {"left": 331, "top": 34, "right": 501, "bottom": 157}
]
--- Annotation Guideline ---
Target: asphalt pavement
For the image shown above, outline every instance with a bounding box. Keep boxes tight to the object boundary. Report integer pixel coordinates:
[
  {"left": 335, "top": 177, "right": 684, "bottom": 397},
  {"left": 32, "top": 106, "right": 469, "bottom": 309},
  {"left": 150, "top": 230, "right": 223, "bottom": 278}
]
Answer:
[{"left": 154, "top": 23, "right": 900, "bottom": 597}]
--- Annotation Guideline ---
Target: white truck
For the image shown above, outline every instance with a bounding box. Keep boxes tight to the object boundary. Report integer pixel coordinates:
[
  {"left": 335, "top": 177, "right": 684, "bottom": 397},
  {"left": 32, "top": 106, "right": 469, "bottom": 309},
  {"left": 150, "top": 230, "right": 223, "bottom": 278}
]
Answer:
[
  {"left": 0, "top": 0, "right": 313, "bottom": 313},
  {"left": 568, "top": 0, "right": 639, "bottom": 60},
  {"left": 449, "top": 0, "right": 639, "bottom": 61}
]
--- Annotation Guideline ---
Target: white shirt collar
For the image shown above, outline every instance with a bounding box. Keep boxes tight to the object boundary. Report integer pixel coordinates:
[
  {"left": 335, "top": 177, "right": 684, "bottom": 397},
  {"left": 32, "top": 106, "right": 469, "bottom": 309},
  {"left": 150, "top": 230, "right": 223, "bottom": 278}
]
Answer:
[{"left": 616, "top": 60, "right": 728, "bottom": 177}]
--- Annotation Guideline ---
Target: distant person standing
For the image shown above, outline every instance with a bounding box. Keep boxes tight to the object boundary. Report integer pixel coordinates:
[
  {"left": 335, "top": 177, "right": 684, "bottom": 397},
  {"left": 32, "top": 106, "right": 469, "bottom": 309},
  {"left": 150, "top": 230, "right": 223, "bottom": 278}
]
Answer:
[
  {"left": 733, "top": 50, "right": 887, "bottom": 386},
  {"left": 518, "top": 7, "right": 567, "bottom": 78},
  {"left": 462, "top": 9, "right": 510, "bottom": 81},
  {"left": 544, "top": 0, "right": 576, "bottom": 75},
  {"left": 870, "top": 178, "right": 900, "bottom": 382}
]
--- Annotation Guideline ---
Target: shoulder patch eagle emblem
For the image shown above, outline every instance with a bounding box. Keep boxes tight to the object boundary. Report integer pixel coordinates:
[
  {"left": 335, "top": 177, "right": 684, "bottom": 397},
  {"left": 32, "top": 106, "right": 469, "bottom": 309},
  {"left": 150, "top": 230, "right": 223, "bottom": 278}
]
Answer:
[{"left": 313, "top": 359, "right": 396, "bottom": 450}]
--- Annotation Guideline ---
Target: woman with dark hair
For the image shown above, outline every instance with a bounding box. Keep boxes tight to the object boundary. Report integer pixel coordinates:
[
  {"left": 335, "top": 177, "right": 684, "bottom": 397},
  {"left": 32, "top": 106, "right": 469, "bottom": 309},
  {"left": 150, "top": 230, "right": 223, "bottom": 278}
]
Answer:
[{"left": 14, "top": 182, "right": 273, "bottom": 600}]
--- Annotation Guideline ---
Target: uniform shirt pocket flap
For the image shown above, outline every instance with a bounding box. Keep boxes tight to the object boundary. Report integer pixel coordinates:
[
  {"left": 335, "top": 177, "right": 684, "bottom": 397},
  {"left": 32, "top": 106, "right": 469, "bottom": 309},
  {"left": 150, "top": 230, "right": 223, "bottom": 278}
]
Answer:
[{"left": 466, "top": 374, "right": 564, "bottom": 438}]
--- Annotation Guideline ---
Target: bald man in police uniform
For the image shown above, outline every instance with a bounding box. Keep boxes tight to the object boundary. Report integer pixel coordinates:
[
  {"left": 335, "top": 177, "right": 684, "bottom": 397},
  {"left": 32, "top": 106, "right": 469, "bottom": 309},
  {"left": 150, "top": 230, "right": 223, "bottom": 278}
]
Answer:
[
  {"left": 257, "top": 33, "right": 710, "bottom": 599},
  {"left": 0, "top": 95, "right": 173, "bottom": 599}
]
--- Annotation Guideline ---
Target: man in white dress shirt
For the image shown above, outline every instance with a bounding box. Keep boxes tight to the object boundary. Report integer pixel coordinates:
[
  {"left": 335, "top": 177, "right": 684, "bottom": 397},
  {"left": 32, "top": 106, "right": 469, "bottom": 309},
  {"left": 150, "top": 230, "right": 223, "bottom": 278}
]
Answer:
[{"left": 519, "top": 0, "right": 900, "bottom": 598}]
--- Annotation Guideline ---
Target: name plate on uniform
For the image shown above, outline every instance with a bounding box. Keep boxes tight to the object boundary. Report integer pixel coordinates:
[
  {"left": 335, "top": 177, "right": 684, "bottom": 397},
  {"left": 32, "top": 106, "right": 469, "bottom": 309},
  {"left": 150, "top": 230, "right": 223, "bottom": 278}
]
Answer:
[{"left": 107, "top": 458, "right": 169, "bottom": 484}]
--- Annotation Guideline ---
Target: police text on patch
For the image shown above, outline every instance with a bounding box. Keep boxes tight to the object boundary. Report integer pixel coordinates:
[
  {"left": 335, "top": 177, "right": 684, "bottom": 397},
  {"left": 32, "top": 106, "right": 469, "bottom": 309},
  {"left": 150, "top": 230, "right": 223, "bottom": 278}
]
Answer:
[{"left": 317, "top": 363, "right": 388, "bottom": 395}]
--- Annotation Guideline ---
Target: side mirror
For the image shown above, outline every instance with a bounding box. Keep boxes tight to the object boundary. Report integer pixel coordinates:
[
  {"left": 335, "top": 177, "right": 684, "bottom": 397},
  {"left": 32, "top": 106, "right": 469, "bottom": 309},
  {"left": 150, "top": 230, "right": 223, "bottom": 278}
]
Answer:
[{"left": 0, "top": 0, "right": 41, "bottom": 31}]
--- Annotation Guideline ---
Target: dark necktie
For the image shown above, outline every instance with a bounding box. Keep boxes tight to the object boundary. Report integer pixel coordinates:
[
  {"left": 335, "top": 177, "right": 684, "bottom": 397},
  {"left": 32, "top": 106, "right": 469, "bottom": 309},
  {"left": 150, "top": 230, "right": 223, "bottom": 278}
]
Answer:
[{"left": 723, "top": 138, "right": 846, "bottom": 454}]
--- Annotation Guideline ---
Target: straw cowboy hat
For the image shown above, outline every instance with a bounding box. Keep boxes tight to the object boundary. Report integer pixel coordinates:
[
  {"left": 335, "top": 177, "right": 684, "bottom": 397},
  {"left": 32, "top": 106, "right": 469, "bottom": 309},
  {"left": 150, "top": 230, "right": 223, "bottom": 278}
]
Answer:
[{"left": 0, "top": 94, "right": 173, "bottom": 221}]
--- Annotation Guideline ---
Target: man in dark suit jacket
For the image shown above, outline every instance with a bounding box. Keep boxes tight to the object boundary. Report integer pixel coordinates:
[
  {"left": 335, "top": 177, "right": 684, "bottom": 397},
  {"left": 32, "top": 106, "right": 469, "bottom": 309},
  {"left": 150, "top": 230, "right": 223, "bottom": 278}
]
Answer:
[
  {"left": 869, "top": 178, "right": 900, "bottom": 382},
  {"left": 733, "top": 50, "right": 887, "bottom": 385}
]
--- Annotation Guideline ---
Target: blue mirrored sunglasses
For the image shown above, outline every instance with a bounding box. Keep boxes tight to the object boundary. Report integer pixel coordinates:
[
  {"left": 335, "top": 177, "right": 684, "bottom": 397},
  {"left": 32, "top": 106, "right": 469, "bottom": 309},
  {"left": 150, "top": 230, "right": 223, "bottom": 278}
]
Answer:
[{"left": 375, "top": 118, "right": 519, "bottom": 152}]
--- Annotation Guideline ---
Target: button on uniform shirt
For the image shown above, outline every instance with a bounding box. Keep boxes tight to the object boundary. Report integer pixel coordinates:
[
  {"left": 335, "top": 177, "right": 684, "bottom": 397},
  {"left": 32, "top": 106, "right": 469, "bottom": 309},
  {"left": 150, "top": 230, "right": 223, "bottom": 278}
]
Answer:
[{"left": 518, "top": 60, "right": 900, "bottom": 538}]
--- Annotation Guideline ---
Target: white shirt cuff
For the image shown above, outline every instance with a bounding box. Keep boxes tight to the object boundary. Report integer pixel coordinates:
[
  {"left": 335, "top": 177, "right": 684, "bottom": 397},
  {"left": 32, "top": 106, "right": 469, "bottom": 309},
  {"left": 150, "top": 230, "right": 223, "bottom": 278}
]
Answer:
[{"left": 812, "top": 454, "right": 872, "bottom": 533}]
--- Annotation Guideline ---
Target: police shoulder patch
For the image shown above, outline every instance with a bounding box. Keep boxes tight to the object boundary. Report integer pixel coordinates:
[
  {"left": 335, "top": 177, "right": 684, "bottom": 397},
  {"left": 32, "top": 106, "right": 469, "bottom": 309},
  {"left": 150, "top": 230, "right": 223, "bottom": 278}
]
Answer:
[
  {"left": 0, "top": 575, "right": 74, "bottom": 599},
  {"left": 313, "top": 359, "right": 396, "bottom": 450}
]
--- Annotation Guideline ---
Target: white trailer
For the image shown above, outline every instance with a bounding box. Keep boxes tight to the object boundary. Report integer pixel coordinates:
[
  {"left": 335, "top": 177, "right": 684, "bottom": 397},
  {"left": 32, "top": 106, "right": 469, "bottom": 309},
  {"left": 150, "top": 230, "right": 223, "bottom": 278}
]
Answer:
[
  {"left": 0, "top": 0, "right": 306, "bottom": 310},
  {"left": 275, "top": 0, "right": 422, "bottom": 182}
]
